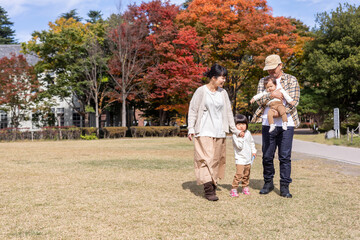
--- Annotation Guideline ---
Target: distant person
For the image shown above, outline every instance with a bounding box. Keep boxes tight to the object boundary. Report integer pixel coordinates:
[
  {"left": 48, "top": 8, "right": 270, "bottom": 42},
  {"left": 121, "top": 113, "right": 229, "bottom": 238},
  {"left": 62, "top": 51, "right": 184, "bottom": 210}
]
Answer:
[
  {"left": 187, "top": 63, "right": 241, "bottom": 201},
  {"left": 230, "top": 114, "right": 257, "bottom": 197},
  {"left": 251, "top": 54, "right": 300, "bottom": 198},
  {"left": 250, "top": 76, "right": 296, "bottom": 132}
]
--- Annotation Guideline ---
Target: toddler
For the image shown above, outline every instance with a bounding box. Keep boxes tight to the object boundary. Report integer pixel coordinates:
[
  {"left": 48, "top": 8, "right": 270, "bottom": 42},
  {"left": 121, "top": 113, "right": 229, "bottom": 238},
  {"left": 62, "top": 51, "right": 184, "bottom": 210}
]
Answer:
[
  {"left": 230, "top": 114, "right": 257, "bottom": 197},
  {"left": 250, "top": 76, "right": 296, "bottom": 132}
]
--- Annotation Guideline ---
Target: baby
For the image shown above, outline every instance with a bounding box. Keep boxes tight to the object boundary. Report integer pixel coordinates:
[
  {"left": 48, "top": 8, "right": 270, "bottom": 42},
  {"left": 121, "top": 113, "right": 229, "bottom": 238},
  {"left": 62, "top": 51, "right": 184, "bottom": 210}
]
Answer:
[{"left": 250, "top": 76, "right": 296, "bottom": 132}]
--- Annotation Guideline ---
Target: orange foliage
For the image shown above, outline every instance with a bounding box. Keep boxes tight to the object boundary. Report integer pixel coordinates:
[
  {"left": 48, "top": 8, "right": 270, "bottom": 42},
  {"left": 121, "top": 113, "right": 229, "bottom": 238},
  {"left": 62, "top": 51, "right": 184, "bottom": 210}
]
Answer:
[{"left": 177, "top": 0, "right": 297, "bottom": 65}]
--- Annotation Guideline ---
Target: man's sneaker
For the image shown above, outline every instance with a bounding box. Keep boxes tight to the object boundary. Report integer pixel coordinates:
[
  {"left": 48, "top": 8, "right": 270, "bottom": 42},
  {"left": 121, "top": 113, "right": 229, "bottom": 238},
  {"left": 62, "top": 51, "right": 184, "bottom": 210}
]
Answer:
[
  {"left": 242, "top": 187, "right": 250, "bottom": 195},
  {"left": 230, "top": 189, "right": 239, "bottom": 197}
]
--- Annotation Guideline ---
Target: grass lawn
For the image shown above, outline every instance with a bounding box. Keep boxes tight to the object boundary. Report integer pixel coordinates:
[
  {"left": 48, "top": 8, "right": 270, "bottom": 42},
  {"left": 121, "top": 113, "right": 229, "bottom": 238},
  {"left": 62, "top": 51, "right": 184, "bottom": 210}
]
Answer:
[
  {"left": 294, "top": 132, "right": 360, "bottom": 148},
  {"left": 0, "top": 137, "right": 359, "bottom": 239}
]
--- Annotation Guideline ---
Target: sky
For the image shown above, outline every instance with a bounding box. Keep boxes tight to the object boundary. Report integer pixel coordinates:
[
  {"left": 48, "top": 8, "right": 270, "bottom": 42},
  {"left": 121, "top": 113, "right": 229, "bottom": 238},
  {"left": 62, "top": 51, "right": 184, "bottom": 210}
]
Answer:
[{"left": 0, "top": 0, "right": 359, "bottom": 43}]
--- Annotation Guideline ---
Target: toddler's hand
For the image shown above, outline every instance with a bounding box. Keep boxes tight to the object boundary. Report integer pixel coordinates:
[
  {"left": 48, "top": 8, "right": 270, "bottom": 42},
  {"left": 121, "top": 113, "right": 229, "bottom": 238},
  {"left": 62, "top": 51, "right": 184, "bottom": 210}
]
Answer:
[{"left": 238, "top": 131, "right": 245, "bottom": 138}]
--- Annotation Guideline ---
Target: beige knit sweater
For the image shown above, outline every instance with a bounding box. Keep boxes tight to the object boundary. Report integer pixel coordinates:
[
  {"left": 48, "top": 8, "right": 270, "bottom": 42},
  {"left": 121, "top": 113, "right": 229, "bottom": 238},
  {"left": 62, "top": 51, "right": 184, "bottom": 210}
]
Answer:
[{"left": 187, "top": 85, "right": 240, "bottom": 136}]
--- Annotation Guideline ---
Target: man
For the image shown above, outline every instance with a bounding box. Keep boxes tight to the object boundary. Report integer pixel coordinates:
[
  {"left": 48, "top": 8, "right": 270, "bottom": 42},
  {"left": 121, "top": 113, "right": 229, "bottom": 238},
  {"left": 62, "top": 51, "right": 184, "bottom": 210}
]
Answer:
[{"left": 251, "top": 54, "right": 300, "bottom": 198}]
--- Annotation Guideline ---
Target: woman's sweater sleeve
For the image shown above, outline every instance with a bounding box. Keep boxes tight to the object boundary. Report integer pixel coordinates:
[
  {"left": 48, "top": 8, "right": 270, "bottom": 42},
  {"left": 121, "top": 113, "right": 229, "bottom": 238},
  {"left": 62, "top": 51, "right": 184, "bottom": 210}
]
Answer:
[{"left": 187, "top": 88, "right": 201, "bottom": 134}]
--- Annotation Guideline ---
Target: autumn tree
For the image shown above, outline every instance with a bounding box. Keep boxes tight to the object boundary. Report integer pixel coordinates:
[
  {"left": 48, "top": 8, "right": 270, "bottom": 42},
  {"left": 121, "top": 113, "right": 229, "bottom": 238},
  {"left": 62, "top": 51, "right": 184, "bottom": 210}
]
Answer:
[
  {"left": 79, "top": 22, "right": 111, "bottom": 135},
  {"left": 0, "top": 54, "right": 39, "bottom": 128},
  {"left": 302, "top": 3, "right": 360, "bottom": 122},
  {"left": 107, "top": 9, "right": 151, "bottom": 127},
  {"left": 22, "top": 17, "right": 108, "bottom": 128},
  {"left": 177, "top": 0, "right": 297, "bottom": 114},
  {"left": 132, "top": 0, "right": 205, "bottom": 125}
]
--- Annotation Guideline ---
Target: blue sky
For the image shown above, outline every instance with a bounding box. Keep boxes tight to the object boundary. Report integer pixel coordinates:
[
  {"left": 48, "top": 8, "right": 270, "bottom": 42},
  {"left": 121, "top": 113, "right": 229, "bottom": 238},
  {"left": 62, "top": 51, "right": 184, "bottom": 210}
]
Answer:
[{"left": 0, "top": 0, "right": 359, "bottom": 43}]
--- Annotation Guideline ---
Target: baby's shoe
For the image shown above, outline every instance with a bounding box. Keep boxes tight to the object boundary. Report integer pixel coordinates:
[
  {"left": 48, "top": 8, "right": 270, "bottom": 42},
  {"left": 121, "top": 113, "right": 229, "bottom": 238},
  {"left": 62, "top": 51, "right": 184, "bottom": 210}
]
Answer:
[
  {"left": 269, "top": 124, "right": 275, "bottom": 132},
  {"left": 282, "top": 122, "right": 288, "bottom": 131},
  {"left": 242, "top": 187, "right": 250, "bottom": 195},
  {"left": 230, "top": 189, "right": 239, "bottom": 197}
]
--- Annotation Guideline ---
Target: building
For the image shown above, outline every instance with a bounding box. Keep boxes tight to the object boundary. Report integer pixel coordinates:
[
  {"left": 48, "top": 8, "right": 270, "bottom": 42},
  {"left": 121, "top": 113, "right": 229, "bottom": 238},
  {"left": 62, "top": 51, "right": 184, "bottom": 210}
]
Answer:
[{"left": 0, "top": 44, "right": 86, "bottom": 129}]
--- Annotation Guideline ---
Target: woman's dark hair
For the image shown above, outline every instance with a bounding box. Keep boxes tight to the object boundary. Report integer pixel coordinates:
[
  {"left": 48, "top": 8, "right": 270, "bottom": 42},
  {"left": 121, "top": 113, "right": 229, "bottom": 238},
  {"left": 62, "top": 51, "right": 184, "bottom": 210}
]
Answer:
[
  {"left": 234, "top": 114, "right": 248, "bottom": 130},
  {"left": 204, "top": 63, "right": 228, "bottom": 79},
  {"left": 264, "top": 76, "right": 277, "bottom": 88}
]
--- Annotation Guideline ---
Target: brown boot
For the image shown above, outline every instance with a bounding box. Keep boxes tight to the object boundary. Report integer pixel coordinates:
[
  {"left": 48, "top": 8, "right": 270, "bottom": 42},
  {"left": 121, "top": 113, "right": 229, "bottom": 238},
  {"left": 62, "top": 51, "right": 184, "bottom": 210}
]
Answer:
[{"left": 204, "top": 182, "right": 219, "bottom": 201}]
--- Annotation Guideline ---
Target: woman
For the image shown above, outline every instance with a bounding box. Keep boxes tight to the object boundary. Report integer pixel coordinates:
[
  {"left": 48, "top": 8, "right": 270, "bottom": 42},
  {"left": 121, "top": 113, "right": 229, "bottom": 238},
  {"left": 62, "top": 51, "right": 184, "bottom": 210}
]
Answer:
[{"left": 188, "top": 63, "right": 241, "bottom": 201}]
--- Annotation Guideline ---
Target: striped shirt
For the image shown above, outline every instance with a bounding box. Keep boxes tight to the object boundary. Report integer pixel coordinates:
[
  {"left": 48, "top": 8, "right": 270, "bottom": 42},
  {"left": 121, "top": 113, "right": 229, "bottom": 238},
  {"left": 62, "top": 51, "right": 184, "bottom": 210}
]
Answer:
[{"left": 251, "top": 73, "right": 300, "bottom": 127}]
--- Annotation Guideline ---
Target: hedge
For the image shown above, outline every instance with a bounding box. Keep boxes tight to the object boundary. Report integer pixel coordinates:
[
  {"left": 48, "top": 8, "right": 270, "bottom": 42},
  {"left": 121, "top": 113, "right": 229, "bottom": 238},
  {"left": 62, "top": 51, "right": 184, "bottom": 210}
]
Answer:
[
  {"left": 248, "top": 123, "right": 262, "bottom": 134},
  {"left": 130, "top": 126, "right": 180, "bottom": 137},
  {"left": 103, "top": 127, "right": 127, "bottom": 138}
]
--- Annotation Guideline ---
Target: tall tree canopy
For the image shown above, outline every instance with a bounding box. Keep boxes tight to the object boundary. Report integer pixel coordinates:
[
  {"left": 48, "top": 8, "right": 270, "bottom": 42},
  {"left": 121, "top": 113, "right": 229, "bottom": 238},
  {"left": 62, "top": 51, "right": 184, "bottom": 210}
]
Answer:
[
  {"left": 136, "top": 0, "right": 205, "bottom": 124},
  {"left": 302, "top": 3, "right": 360, "bottom": 120},
  {"left": 60, "top": 9, "right": 83, "bottom": 22},
  {"left": 0, "top": 6, "right": 16, "bottom": 44},
  {"left": 177, "top": 0, "right": 297, "bottom": 113},
  {"left": 22, "top": 17, "right": 108, "bottom": 127}
]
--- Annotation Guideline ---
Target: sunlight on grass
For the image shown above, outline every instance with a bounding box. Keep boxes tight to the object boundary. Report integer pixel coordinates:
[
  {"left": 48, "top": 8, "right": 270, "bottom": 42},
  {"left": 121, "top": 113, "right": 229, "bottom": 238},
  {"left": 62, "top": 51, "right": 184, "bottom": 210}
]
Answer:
[{"left": 0, "top": 138, "right": 359, "bottom": 239}]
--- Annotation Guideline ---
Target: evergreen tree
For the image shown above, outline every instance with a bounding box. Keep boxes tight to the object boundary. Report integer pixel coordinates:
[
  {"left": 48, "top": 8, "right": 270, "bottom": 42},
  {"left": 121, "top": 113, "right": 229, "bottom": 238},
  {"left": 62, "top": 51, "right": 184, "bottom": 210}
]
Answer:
[
  {"left": 0, "top": 6, "right": 16, "bottom": 44},
  {"left": 86, "top": 10, "right": 103, "bottom": 23},
  {"left": 60, "top": 9, "right": 82, "bottom": 22}
]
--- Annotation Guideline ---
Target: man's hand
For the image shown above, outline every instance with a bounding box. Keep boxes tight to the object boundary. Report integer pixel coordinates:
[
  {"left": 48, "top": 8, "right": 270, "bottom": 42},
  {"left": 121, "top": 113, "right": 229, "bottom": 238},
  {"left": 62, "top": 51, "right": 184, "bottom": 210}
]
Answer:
[
  {"left": 270, "top": 89, "right": 283, "bottom": 100},
  {"left": 289, "top": 100, "right": 296, "bottom": 106},
  {"left": 250, "top": 98, "right": 255, "bottom": 104}
]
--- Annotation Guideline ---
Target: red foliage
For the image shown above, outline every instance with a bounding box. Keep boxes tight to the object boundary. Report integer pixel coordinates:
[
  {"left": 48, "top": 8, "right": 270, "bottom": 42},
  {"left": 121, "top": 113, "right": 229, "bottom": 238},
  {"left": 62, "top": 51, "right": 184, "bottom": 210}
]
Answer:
[
  {"left": 0, "top": 53, "right": 39, "bottom": 127},
  {"left": 135, "top": 0, "right": 206, "bottom": 114}
]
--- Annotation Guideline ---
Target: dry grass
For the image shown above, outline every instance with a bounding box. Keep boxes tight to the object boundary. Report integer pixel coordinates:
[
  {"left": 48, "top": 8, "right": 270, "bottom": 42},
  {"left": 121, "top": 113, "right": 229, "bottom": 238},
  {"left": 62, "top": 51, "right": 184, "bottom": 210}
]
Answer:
[{"left": 0, "top": 137, "right": 359, "bottom": 239}]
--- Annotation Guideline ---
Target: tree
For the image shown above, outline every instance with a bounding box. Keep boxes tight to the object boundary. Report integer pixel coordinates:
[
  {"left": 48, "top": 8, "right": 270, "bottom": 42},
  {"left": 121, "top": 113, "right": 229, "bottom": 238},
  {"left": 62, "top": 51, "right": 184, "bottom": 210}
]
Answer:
[
  {"left": 80, "top": 35, "right": 111, "bottom": 136},
  {"left": 0, "top": 54, "right": 39, "bottom": 128},
  {"left": 302, "top": 3, "right": 360, "bottom": 122},
  {"left": 22, "top": 17, "right": 107, "bottom": 127},
  {"left": 107, "top": 9, "right": 151, "bottom": 127},
  {"left": 177, "top": 0, "right": 297, "bottom": 114},
  {"left": 132, "top": 0, "right": 205, "bottom": 125},
  {"left": 60, "top": 9, "right": 82, "bottom": 22},
  {"left": 86, "top": 10, "right": 103, "bottom": 23},
  {"left": 0, "top": 6, "right": 16, "bottom": 44}
]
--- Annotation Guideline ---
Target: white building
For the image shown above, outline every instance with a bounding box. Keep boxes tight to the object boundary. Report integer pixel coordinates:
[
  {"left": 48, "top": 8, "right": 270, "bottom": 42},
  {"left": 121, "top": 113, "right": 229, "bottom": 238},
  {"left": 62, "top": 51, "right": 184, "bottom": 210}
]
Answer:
[{"left": 0, "top": 44, "right": 87, "bottom": 129}]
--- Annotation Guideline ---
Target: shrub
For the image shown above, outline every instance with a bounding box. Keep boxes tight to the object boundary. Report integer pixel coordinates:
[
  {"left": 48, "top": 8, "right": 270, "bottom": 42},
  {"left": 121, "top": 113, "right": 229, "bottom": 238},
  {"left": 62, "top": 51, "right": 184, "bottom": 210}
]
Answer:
[
  {"left": 248, "top": 123, "right": 262, "bottom": 134},
  {"left": 130, "top": 126, "right": 180, "bottom": 137},
  {"left": 103, "top": 127, "right": 127, "bottom": 138},
  {"left": 80, "top": 133, "right": 98, "bottom": 140}
]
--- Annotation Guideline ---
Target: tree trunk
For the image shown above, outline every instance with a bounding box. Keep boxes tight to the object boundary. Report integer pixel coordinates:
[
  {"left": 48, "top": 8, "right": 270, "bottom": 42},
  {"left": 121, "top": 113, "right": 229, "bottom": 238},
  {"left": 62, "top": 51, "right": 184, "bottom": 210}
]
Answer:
[
  {"left": 159, "top": 109, "right": 166, "bottom": 126},
  {"left": 95, "top": 92, "right": 99, "bottom": 137},
  {"left": 121, "top": 90, "right": 127, "bottom": 127}
]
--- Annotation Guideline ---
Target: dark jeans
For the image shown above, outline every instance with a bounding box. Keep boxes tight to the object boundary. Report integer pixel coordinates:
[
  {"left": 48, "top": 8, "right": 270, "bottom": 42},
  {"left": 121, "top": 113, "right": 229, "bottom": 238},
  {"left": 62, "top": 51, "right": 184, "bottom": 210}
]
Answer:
[{"left": 262, "top": 125, "right": 294, "bottom": 184}]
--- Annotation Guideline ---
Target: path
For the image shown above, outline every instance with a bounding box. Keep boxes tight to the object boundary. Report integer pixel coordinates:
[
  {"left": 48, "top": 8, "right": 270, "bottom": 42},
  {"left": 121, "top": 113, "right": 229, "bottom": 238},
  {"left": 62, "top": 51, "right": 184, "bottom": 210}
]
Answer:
[{"left": 253, "top": 135, "right": 360, "bottom": 166}]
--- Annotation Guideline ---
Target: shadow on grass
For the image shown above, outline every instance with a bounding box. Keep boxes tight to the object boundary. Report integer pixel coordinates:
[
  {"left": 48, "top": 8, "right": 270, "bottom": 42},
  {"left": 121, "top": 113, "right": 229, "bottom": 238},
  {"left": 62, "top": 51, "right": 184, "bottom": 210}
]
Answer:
[
  {"left": 182, "top": 181, "right": 204, "bottom": 198},
  {"left": 218, "top": 179, "right": 266, "bottom": 191}
]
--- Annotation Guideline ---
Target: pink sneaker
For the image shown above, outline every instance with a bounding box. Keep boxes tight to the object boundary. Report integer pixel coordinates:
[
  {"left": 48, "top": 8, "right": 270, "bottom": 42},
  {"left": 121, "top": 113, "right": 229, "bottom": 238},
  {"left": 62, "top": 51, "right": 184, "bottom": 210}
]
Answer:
[
  {"left": 242, "top": 187, "right": 250, "bottom": 195},
  {"left": 230, "top": 189, "right": 239, "bottom": 197}
]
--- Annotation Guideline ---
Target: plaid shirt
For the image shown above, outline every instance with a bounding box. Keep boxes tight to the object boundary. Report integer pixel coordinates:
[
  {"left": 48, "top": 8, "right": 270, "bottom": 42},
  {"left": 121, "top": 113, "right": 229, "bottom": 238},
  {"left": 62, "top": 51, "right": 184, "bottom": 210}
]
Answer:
[{"left": 251, "top": 73, "right": 300, "bottom": 127}]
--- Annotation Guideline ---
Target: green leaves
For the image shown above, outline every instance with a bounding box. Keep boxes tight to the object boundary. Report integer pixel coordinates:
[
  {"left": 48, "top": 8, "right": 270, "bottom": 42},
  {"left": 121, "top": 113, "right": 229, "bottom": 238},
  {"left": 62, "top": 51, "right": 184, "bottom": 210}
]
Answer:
[{"left": 302, "top": 3, "right": 360, "bottom": 119}]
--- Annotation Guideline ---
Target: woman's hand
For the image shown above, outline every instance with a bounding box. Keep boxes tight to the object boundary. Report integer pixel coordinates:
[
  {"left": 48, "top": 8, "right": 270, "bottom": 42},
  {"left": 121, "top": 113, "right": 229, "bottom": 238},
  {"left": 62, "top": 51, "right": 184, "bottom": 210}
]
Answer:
[
  {"left": 188, "top": 134, "right": 194, "bottom": 141},
  {"left": 238, "top": 131, "right": 245, "bottom": 138}
]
